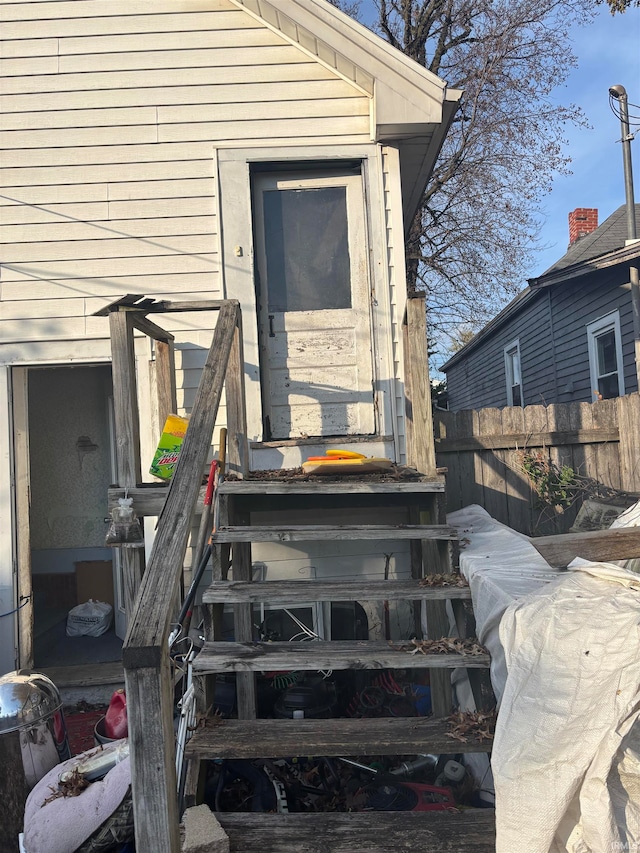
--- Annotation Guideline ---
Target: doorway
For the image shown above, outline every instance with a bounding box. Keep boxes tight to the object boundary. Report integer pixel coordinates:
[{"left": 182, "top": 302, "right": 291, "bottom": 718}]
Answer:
[
  {"left": 18, "top": 364, "right": 124, "bottom": 669},
  {"left": 252, "top": 168, "right": 375, "bottom": 440}
]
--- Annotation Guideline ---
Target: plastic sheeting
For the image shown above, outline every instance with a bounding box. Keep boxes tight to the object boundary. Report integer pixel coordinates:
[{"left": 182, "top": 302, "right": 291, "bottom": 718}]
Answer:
[
  {"left": 449, "top": 505, "right": 563, "bottom": 700},
  {"left": 494, "top": 560, "right": 640, "bottom": 852}
]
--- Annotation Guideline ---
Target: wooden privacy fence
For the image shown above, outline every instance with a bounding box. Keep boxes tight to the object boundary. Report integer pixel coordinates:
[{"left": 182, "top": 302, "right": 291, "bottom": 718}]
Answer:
[{"left": 434, "top": 393, "right": 640, "bottom": 536}]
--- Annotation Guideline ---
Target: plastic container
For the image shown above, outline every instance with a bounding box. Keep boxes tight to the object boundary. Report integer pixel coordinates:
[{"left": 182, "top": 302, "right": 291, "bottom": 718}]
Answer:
[
  {"left": 149, "top": 413, "right": 189, "bottom": 480},
  {"left": 104, "top": 688, "right": 128, "bottom": 740}
]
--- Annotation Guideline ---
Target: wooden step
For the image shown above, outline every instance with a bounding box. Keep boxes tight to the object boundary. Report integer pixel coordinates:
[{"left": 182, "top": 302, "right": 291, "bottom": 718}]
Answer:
[
  {"left": 219, "top": 479, "right": 446, "bottom": 496},
  {"left": 193, "top": 640, "right": 490, "bottom": 675},
  {"left": 215, "top": 810, "right": 495, "bottom": 853},
  {"left": 185, "top": 716, "right": 492, "bottom": 760},
  {"left": 203, "top": 579, "right": 471, "bottom": 605},
  {"left": 211, "top": 524, "right": 457, "bottom": 543}
]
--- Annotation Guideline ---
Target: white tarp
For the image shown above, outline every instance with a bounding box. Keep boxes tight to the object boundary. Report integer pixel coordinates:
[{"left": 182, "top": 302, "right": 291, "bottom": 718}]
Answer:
[
  {"left": 449, "top": 504, "right": 563, "bottom": 699},
  {"left": 493, "top": 560, "right": 640, "bottom": 852}
]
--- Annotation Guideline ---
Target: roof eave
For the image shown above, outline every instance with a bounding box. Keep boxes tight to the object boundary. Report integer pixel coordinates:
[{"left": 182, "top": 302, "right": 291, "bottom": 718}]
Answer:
[{"left": 529, "top": 241, "right": 640, "bottom": 289}]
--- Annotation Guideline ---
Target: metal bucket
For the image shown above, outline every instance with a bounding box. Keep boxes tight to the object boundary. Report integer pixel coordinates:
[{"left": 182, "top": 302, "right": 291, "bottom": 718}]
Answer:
[
  {"left": 0, "top": 672, "right": 71, "bottom": 852},
  {"left": 0, "top": 670, "right": 70, "bottom": 789}
]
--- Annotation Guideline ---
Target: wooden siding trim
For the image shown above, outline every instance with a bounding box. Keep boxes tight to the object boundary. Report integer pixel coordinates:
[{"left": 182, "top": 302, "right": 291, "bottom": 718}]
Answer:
[{"left": 232, "top": 0, "right": 374, "bottom": 97}]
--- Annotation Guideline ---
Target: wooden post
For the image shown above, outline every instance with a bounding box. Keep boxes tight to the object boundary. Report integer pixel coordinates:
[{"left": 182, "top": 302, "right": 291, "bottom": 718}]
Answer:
[
  {"left": 226, "top": 314, "right": 249, "bottom": 478},
  {"left": 109, "top": 309, "right": 145, "bottom": 614},
  {"left": 124, "top": 302, "right": 239, "bottom": 853},
  {"left": 155, "top": 339, "right": 178, "bottom": 427},
  {"left": 618, "top": 393, "right": 640, "bottom": 493},
  {"left": 124, "top": 647, "right": 179, "bottom": 852},
  {"left": 403, "top": 294, "right": 437, "bottom": 477},
  {"left": 404, "top": 294, "right": 450, "bottom": 714}
]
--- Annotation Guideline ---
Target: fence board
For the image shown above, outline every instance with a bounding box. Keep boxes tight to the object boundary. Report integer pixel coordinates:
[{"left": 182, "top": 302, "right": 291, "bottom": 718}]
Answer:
[
  {"left": 477, "top": 408, "right": 508, "bottom": 523},
  {"left": 435, "top": 396, "right": 634, "bottom": 536},
  {"left": 500, "top": 404, "right": 531, "bottom": 534}
]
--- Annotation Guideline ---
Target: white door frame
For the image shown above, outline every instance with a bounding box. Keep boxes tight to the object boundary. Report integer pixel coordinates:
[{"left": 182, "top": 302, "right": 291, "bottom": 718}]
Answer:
[
  {"left": 252, "top": 168, "right": 375, "bottom": 439},
  {"left": 216, "top": 143, "right": 398, "bottom": 446}
]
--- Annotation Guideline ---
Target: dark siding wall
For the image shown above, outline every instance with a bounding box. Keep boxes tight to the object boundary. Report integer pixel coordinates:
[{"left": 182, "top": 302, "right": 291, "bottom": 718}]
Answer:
[
  {"left": 446, "top": 291, "right": 554, "bottom": 410},
  {"left": 549, "top": 267, "right": 637, "bottom": 402},
  {"left": 445, "top": 265, "right": 637, "bottom": 411}
]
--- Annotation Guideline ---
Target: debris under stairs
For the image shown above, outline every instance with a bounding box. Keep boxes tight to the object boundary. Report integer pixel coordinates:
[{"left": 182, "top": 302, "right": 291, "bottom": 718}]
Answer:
[{"left": 184, "top": 474, "right": 496, "bottom": 853}]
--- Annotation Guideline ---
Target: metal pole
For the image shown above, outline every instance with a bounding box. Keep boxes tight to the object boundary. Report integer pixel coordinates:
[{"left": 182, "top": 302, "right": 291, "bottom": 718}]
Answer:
[{"left": 610, "top": 84, "right": 640, "bottom": 390}]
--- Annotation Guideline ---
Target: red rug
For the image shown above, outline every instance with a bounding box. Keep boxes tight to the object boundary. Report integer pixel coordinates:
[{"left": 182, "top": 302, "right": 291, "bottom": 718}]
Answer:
[{"left": 64, "top": 708, "right": 106, "bottom": 756}]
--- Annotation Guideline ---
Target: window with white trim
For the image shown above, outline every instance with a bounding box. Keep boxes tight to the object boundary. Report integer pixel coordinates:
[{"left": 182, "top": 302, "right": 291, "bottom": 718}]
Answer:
[
  {"left": 504, "top": 339, "right": 523, "bottom": 406},
  {"left": 587, "top": 311, "right": 625, "bottom": 400}
]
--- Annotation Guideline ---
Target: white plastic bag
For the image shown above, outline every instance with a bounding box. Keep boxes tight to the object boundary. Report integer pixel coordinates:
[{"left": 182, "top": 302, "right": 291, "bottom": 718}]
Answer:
[{"left": 66, "top": 599, "right": 113, "bottom": 637}]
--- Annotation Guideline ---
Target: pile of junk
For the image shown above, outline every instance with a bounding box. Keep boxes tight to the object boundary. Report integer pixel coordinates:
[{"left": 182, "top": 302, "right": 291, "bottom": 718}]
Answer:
[
  {"left": 0, "top": 673, "right": 132, "bottom": 853},
  {"left": 202, "top": 666, "right": 484, "bottom": 817}
]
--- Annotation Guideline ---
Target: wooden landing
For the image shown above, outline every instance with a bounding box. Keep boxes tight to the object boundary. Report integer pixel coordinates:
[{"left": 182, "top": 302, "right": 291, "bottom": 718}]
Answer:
[
  {"left": 40, "top": 660, "right": 124, "bottom": 688},
  {"left": 185, "top": 716, "right": 492, "bottom": 759},
  {"left": 215, "top": 810, "right": 496, "bottom": 853},
  {"left": 203, "top": 579, "right": 471, "bottom": 605},
  {"left": 219, "top": 478, "right": 446, "bottom": 495},
  {"left": 193, "top": 640, "right": 490, "bottom": 674},
  {"left": 211, "top": 524, "right": 457, "bottom": 543}
]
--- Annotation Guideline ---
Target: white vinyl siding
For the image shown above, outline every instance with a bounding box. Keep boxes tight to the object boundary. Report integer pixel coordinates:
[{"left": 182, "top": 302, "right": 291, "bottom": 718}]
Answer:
[
  {"left": 587, "top": 311, "right": 625, "bottom": 401},
  {"left": 0, "top": 0, "right": 371, "bottom": 395}
]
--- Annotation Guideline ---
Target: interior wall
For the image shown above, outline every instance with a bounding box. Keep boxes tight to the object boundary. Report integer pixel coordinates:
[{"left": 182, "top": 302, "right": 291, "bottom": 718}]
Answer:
[{"left": 28, "top": 365, "right": 113, "bottom": 574}]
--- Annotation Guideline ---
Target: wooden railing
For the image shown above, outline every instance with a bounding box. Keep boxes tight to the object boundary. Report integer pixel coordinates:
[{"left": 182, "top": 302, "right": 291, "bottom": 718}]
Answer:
[{"left": 106, "top": 298, "right": 247, "bottom": 853}]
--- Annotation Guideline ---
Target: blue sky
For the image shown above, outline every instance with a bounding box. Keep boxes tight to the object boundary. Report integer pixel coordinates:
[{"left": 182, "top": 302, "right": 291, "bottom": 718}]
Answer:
[
  {"left": 529, "top": 7, "right": 640, "bottom": 278},
  {"left": 356, "top": 2, "right": 640, "bottom": 280}
]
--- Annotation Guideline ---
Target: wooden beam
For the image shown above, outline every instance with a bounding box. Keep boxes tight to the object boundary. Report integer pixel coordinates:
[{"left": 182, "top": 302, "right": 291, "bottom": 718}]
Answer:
[
  {"left": 531, "top": 527, "right": 640, "bottom": 567},
  {"left": 193, "top": 640, "right": 491, "bottom": 674},
  {"left": 123, "top": 300, "right": 239, "bottom": 853},
  {"left": 226, "top": 315, "right": 249, "bottom": 478},
  {"left": 210, "top": 524, "right": 458, "bottom": 543},
  {"left": 129, "top": 313, "right": 175, "bottom": 343},
  {"left": 618, "top": 393, "right": 640, "bottom": 493},
  {"left": 124, "top": 650, "right": 179, "bottom": 853},
  {"left": 435, "top": 428, "right": 619, "bottom": 453},
  {"left": 155, "top": 340, "right": 178, "bottom": 429},
  {"left": 185, "top": 716, "right": 491, "bottom": 759},
  {"left": 109, "top": 310, "right": 142, "bottom": 486},
  {"left": 214, "top": 811, "right": 496, "bottom": 853},
  {"left": 203, "top": 579, "right": 472, "bottom": 605},
  {"left": 403, "top": 295, "right": 437, "bottom": 476},
  {"left": 109, "top": 309, "right": 145, "bottom": 615},
  {"left": 124, "top": 300, "right": 239, "bottom": 663}
]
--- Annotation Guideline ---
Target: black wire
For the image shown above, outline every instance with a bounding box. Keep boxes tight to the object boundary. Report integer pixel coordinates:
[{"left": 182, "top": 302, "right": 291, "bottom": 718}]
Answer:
[{"left": 0, "top": 596, "right": 31, "bottom": 619}]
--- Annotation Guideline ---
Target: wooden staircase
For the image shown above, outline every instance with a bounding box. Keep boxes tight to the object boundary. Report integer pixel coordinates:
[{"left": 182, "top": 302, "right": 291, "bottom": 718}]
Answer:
[{"left": 183, "top": 476, "right": 495, "bottom": 852}]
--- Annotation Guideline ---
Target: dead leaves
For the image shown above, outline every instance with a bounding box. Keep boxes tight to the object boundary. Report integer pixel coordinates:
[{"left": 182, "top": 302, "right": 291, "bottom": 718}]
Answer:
[
  {"left": 418, "top": 573, "right": 469, "bottom": 588},
  {"left": 446, "top": 709, "right": 496, "bottom": 743},
  {"left": 43, "top": 769, "right": 91, "bottom": 805},
  {"left": 390, "top": 637, "right": 487, "bottom": 656}
]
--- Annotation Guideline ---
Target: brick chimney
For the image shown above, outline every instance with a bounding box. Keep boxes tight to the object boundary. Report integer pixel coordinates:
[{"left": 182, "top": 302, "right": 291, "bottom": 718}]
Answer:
[{"left": 568, "top": 208, "right": 598, "bottom": 245}]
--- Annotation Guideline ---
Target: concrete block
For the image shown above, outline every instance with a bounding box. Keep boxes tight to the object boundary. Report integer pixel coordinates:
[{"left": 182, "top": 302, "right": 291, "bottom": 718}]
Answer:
[{"left": 181, "top": 805, "right": 230, "bottom": 853}]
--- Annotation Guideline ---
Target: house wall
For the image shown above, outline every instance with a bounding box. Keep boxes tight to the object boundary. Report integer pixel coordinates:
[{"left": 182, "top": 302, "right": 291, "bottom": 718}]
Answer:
[
  {"left": 550, "top": 266, "right": 637, "bottom": 402},
  {"left": 0, "top": 0, "right": 415, "bottom": 670},
  {"left": 446, "top": 290, "right": 554, "bottom": 410},
  {"left": 446, "top": 267, "right": 638, "bottom": 410}
]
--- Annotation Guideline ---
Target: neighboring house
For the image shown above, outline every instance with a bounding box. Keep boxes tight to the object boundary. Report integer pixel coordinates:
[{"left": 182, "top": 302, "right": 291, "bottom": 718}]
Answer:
[
  {"left": 0, "top": 0, "right": 459, "bottom": 675},
  {"left": 442, "top": 205, "right": 640, "bottom": 411}
]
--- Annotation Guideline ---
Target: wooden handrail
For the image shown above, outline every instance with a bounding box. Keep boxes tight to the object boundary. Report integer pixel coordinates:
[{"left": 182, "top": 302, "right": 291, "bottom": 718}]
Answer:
[{"left": 121, "top": 299, "right": 246, "bottom": 853}]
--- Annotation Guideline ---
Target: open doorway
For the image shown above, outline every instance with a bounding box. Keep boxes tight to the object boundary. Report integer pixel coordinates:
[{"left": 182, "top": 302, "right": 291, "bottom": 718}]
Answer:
[{"left": 21, "top": 364, "right": 124, "bottom": 668}]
